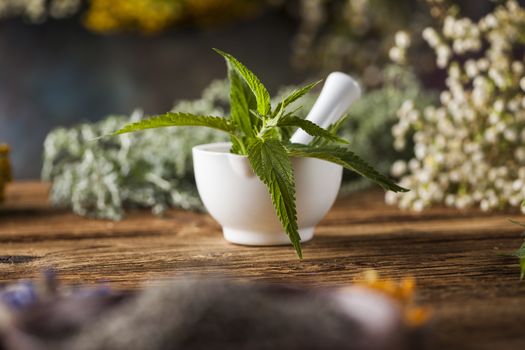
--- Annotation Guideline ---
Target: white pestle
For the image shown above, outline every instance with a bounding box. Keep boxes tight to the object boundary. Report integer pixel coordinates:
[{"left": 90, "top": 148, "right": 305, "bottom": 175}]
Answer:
[{"left": 290, "top": 72, "right": 361, "bottom": 145}]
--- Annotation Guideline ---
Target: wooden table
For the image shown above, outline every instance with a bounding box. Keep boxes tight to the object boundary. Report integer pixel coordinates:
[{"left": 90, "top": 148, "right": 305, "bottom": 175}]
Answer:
[{"left": 1, "top": 181, "right": 525, "bottom": 349}]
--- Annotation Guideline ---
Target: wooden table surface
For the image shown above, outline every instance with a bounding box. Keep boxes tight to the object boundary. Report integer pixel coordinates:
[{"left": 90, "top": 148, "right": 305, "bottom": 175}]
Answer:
[{"left": 1, "top": 181, "right": 525, "bottom": 349}]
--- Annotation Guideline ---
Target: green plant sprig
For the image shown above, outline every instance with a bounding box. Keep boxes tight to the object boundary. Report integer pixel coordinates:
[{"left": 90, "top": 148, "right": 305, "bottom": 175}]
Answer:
[
  {"left": 109, "top": 48, "right": 408, "bottom": 258},
  {"left": 508, "top": 219, "right": 525, "bottom": 279}
]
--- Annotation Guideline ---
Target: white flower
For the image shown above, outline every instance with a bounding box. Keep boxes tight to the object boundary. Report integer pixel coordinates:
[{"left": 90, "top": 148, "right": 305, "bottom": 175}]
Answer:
[
  {"left": 395, "top": 31, "right": 411, "bottom": 49},
  {"left": 436, "top": 45, "right": 451, "bottom": 68},
  {"left": 422, "top": 27, "right": 440, "bottom": 47},
  {"left": 520, "top": 77, "right": 525, "bottom": 92},
  {"left": 464, "top": 59, "right": 478, "bottom": 77},
  {"left": 477, "top": 58, "right": 490, "bottom": 71},
  {"left": 389, "top": 47, "right": 405, "bottom": 64},
  {"left": 485, "top": 14, "right": 498, "bottom": 28},
  {"left": 445, "top": 195, "right": 455, "bottom": 206},
  {"left": 387, "top": 1, "right": 525, "bottom": 212},
  {"left": 448, "top": 64, "right": 461, "bottom": 78},
  {"left": 515, "top": 147, "right": 525, "bottom": 162},
  {"left": 494, "top": 99, "right": 505, "bottom": 112},
  {"left": 512, "top": 61, "right": 524, "bottom": 75},
  {"left": 412, "top": 200, "right": 424, "bottom": 212},
  {"left": 391, "top": 160, "right": 407, "bottom": 177},
  {"left": 415, "top": 144, "right": 426, "bottom": 159},
  {"left": 504, "top": 129, "right": 518, "bottom": 142},
  {"left": 440, "top": 91, "right": 452, "bottom": 105},
  {"left": 443, "top": 16, "right": 455, "bottom": 37},
  {"left": 385, "top": 191, "right": 397, "bottom": 205},
  {"left": 480, "top": 199, "right": 490, "bottom": 211}
]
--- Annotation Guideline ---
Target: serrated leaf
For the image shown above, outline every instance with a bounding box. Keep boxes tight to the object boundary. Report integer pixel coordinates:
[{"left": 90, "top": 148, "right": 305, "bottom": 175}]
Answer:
[
  {"left": 228, "top": 63, "right": 257, "bottom": 137},
  {"left": 111, "top": 112, "right": 235, "bottom": 136},
  {"left": 230, "top": 135, "right": 243, "bottom": 154},
  {"left": 310, "top": 114, "right": 351, "bottom": 147},
  {"left": 274, "top": 80, "right": 322, "bottom": 116},
  {"left": 286, "top": 144, "right": 409, "bottom": 193},
  {"left": 247, "top": 138, "right": 302, "bottom": 258},
  {"left": 326, "top": 114, "right": 351, "bottom": 134},
  {"left": 214, "top": 48, "right": 271, "bottom": 116},
  {"left": 278, "top": 116, "right": 349, "bottom": 144}
]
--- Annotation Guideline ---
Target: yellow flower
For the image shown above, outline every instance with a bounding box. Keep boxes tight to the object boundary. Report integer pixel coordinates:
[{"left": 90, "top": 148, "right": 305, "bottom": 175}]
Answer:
[
  {"left": 83, "top": 0, "right": 262, "bottom": 34},
  {"left": 353, "top": 270, "right": 431, "bottom": 326}
]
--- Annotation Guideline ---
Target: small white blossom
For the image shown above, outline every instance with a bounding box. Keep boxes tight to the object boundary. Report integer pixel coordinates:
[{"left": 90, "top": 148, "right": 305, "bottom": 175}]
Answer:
[
  {"left": 520, "top": 77, "right": 525, "bottom": 92},
  {"left": 387, "top": 1, "right": 525, "bottom": 212},
  {"left": 465, "top": 59, "right": 478, "bottom": 77},
  {"left": 395, "top": 31, "right": 411, "bottom": 49},
  {"left": 389, "top": 47, "right": 405, "bottom": 64},
  {"left": 422, "top": 27, "right": 440, "bottom": 47},
  {"left": 391, "top": 160, "right": 407, "bottom": 177},
  {"left": 477, "top": 58, "right": 490, "bottom": 71}
]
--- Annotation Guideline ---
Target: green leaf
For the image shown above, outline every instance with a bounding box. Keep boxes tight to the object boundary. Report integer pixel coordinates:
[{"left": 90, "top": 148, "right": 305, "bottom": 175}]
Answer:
[
  {"left": 504, "top": 219, "right": 525, "bottom": 279},
  {"left": 278, "top": 116, "right": 349, "bottom": 144},
  {"left": 228, "top": 63, "right": 257, "bottom": 137},
  {"left": 326, "top": 114, "right": 351, "bottom": 134},
  {"left": 111, "top": 112, "right": 235, "bottom": 136},
  {"left": 286, "top": 144, "right": 409, "bottom": 193},
  {"left": 247, "top": 138, "right": 302, "bottom": 258},
  {"left": 214, "top": 48, "right": 271, "bottom": 116},
  {"left": 310, "top": 114, "right": 350, "bottom": 147},
  {"left": 513, "top": 241, "right": 525, "bottom": 280},
  {"left": 274, "top": 80, "right": 322, "bottom": 116},
  {"left": 230, "top": 135, "right": 248, "bottom": 155}
]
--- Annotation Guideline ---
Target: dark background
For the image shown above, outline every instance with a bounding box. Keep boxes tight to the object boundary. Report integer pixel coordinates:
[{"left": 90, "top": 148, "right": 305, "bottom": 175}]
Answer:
[
  {"left": 0, "top": 10, "right": 304, "bottom": 178},
  {"left": 0, "top": 1, "right": 497, "bottom": 179}
]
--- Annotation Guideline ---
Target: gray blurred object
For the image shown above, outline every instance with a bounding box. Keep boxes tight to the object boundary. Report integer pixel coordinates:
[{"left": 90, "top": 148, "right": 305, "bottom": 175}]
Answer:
[{"left": 0, "top": 276, "right": 429, "bottom": 350}]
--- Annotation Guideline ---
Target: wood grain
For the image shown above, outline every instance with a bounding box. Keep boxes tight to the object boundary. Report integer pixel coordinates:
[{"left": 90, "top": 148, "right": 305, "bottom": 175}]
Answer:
[{"left": 1, "top": 181, "right": 525, "bottom": 349}]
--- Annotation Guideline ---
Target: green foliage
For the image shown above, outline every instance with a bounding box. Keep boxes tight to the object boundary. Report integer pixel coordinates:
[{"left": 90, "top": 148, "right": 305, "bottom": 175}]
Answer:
[
  {"left": 286, "top": 144, "right": 408, "bottom": 193},
  {"left": 273, "top": 80, "right": 322, "bottom": 116},
  {"left": 43, "top": 63, "right": 431, "bottom": 256},
  {"left": 338, "top": 66, "right": 435, "bottom": 193},
  {"left": 213, "top": 48, "right": 271, "bottom": 116},
  {"left": 277, "top": 116, "right": 348, "bottom": 144},
  {"left": 508, "top": 219, "right": 525, "bottom": 279},
  {"left": 310, "top": 115, "right": 351, "bottom": 147},
  {"left": 278, "top": 65, "right": 435, "bottom": 193},
  {"left": 248, "top": 139, "right": 301, "bottom": 257},
  {"left": 105, "top": 49, "right": 406, "bottom": 258},
  {"left": 518, "top": 244, "right": 525, "bottom": 280},
  {"left": 227, "top": 62, "right": 258, "bottom": 139},
  {"left": 111, "top": 112, "right": 235, "bottom": 135}
]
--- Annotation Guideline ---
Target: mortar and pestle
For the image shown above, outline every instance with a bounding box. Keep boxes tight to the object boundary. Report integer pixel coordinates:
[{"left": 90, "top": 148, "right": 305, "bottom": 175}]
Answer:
[{"left": 192, "top": 72, "right": 361, "bottom": 246}]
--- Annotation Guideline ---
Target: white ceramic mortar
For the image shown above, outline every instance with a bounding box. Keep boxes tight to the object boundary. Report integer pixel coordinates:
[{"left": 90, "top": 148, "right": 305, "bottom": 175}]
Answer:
[{"left": 193, "top": 142, "right": 342, "bottom": 245}]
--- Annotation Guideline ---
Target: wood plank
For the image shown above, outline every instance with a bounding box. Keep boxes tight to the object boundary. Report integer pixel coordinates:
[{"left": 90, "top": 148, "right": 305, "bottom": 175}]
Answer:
[{"left": 1, "top": 181, "right": 524, "bottom": 349}]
